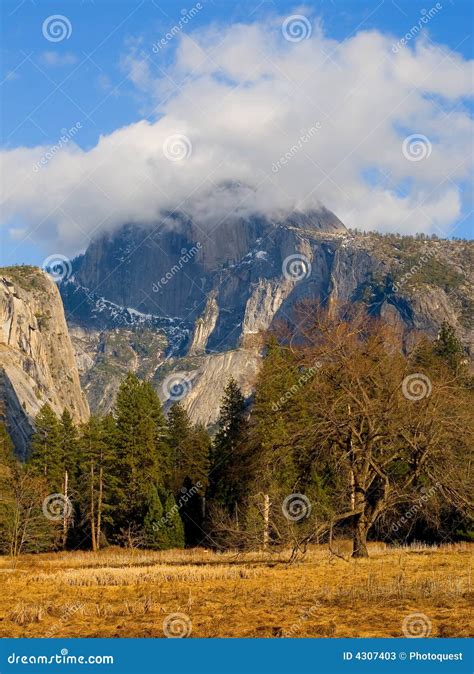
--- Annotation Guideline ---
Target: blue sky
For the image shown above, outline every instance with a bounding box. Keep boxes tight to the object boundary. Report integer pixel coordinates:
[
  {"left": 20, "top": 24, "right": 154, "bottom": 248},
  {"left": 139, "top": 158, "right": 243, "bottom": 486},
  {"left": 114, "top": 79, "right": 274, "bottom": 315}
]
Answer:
[{"left": 1, "top": 0, "right": 473, "bottom": 266}]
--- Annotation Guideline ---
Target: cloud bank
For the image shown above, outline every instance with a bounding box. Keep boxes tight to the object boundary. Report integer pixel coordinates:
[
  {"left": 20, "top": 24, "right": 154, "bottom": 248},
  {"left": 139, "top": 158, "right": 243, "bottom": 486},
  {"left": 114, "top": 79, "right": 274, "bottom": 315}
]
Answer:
[{"left": 1, "top": 12, "right": 473, "bottom": 254}]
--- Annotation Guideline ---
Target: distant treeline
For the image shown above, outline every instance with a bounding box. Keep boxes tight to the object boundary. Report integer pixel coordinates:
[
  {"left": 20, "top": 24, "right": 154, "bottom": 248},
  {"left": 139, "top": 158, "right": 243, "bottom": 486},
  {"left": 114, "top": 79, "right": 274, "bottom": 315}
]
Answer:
[{"left": 0, "top": 314, "right": 472, "bottom": 558}]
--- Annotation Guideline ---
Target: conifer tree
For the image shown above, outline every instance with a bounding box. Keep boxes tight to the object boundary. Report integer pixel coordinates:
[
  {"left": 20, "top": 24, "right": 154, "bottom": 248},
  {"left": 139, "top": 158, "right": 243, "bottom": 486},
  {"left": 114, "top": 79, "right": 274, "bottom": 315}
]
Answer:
[
  {"left": 167, "top": 404, "right": 210, "bottom": 545},
  {"left": 143, "top": 486, "right": 185, "bottom": 549},
  {"left": 168, "top": 402, "right": 192, "bottom": 491},
  {"left": 434, "top": 321, "right": 465, "bottom": 372},
  {"left": 29, "top": 405, "right": 63, "bottom": 490},
  {"left": 208, "top": 378, "right": 249, "bottom": 518},
  {"left": 112, "top": 374, "right": 171, "bottom": 540},
  {"left": 59, "top": 409, "right": 79, "bottom": 547},
  {"left": 60, "top": 410, "right": 78, "bottom": 475},
  {"left": 168, "top": 404, "right": 210, "bottom": 490},
  {"left": 77, "top": 415, "right": 117, "bottom": 550},
  {"left": 0, "top": 423, "right": 15, "bottom": 550},
  {"left": 162, "top": 489, "right": 185, "bottom": 548}
]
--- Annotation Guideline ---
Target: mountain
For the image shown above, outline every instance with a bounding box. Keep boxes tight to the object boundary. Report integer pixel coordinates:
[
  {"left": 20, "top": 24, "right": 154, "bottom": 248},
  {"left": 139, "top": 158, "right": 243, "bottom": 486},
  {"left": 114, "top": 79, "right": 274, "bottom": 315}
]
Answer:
[
  {"left": 0, "top": 267, "right": 89, "bottom": 456},
  {"left": 59, "top": 208, "right": 473, "bottom": 426}
]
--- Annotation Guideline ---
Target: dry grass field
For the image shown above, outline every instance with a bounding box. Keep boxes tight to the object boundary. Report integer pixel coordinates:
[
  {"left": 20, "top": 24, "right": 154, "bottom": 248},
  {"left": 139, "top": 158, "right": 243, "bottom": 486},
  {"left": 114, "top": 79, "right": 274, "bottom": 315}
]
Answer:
[{"left": 0, "top": 542, "right": 472, "bottom": 638}]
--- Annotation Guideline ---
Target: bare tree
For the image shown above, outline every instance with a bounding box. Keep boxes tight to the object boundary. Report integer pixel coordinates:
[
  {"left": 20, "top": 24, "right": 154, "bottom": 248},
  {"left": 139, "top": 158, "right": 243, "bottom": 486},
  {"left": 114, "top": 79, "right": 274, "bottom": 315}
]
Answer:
[
  {"left": 0, "top": 462, "right": 56, "bottom": 556},
  {"left": 291, "top": 308, "right": 473, "bottom": 557}
]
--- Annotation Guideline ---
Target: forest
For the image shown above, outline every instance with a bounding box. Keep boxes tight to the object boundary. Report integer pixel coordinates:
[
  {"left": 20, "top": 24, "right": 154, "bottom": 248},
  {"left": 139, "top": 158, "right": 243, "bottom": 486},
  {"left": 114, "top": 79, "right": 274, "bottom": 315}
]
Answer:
[{"left": 1, "top": 310, "right": 472, "bottom": 560}]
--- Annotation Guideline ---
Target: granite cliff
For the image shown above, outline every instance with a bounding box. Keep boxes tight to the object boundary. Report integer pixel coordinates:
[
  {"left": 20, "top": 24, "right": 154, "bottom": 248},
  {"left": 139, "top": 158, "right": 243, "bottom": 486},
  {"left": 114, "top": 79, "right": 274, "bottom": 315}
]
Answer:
[{"left": 0, "top": 267, "right": 89, "bottom": 456}]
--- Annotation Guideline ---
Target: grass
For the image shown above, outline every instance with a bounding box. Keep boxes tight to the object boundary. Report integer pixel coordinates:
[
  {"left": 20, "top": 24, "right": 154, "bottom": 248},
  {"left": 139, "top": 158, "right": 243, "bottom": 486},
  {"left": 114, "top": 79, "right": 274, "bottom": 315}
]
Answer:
[{"left": 0, "top": 542, "right": 472, "bottom": 638}]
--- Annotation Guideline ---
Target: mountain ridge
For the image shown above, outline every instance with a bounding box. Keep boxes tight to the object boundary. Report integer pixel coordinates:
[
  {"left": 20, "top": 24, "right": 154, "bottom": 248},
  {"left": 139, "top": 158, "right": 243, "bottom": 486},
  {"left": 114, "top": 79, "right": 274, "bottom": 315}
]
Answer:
[{"left": 58, "top": 209, "right": 472, "bottom": 424}]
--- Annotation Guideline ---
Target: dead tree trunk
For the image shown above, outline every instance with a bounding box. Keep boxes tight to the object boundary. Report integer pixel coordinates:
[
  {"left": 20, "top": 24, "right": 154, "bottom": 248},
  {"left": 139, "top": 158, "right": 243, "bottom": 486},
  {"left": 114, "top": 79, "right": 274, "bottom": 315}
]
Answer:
[
  {"left": 96, "top": 465, "right": 103, "bottom": 551},
  {"left": 62, "top": 470, "right": 69, "bottom": 549},
  {"left": 90, "top": 463, "right": 97, "bottom": 552},
  {"left": 263, "top": 493, "right": 270, "bottom": 550}
]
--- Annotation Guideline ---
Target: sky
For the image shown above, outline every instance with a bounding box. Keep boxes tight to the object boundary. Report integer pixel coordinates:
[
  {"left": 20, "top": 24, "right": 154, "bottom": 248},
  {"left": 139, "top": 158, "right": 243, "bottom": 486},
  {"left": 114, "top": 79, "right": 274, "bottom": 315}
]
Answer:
[{"left": 0, "top": 0, "right": 473, "bottom": 267}]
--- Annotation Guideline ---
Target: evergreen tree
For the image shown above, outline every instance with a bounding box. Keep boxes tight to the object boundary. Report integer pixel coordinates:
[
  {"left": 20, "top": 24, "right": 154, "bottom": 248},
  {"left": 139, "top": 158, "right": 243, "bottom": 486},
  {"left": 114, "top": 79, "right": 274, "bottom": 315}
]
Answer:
[
  {"left": 208, "top": 378, "right": 249, "bottom": 518},
  {"left": 29, "top": 405, "right": 63, "bottom": 490},
  {"left": 168, "top": 404, "right": 210, "bottom": 491},
  {"left": 143, "top": 486, "right": 165, "bottom": 548},
  {"left": 143, "top": 486, "right": 185, "bottom": 549},
  {"left": 60, "top": 409, "right": 79, "bottom": 476},
  {"left": 0, "top": 422, "right": 14, "bottom": 469},
  {"left": 434, "top": 321, "right": 464, "bottom": 371},
  {"left": 167, "top": 404, "right": 210, "bottom": 545},
  {"left": 168, "top": 402, "right": 193, "bottom": 492},
  {"left": 141, "top": 380, "right": 171, "bottom": 482},
  {"left": 77, "top": 415, "right": 117, "bottom": 550},
  {"left": 162, "top": 489, "right": 185, "bottom": 548},
  {"left": 112, "top": 374, "right": 171, "bottom": 539},
  {"left": 0, "top": 423, "right": 15, "bottom": 550},
  {"left": 58, "top": 409, "right": 80, "bottom": 547}
]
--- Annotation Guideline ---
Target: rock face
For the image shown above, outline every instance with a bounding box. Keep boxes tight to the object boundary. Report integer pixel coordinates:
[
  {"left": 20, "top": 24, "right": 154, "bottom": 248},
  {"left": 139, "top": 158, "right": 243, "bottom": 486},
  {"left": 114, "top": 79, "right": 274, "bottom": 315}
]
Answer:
[
  {"left": 59, "top": 208, "right": 473, "bottom": 426},
  {"left": 0, "top": 268, "right": 89, "bottom": 456},
  {"left": 70, "top": 326, "right": 167, "bottom": 416},
  {"left": 187, "top": 291, "right": 219, "bottom": 356},
  {"left": 157, "top": 348, "right": 261, "bottom": 427}
]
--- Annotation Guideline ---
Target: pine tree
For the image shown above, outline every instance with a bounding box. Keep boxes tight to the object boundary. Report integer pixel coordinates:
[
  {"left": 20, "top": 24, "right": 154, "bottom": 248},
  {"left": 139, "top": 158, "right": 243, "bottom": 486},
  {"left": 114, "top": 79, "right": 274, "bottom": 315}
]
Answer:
[
  {"left": 168, "top": 404, "right": 209, "bottom": 491},
  {"left": 434, "top": 322, "right": 464, "bottom": 371},
  {"left": 0, "top": 423, "right": 15, "bottom": 551},
  {"left": 143, "top": 486, "right": 185, "bottom": 549},
  {"left": 77, "top": 415, "right": 117, "bottom": 550},
  {"left": 60, "top": 410, "right": 78, "bottom": 475},
  {"left": 167, "top": 404, "right": 210, "bottom": 545},
  {"left": 112, "top": 374, "right": 171, "bottom": 540},
  {"left": 162, "top": 489, "right": 185, "bottom": 548},
  {"left": 168, "top": 403, "right": 192, "bottom": 491},
  {"left": 208, "top": 378, "right": 249, "bottom": 518},
  {"left": 58, "top": 409, "right": 79, "bottom": 547},
  {"left": 29, "top": 405, "right": 63, "bottom": 491},
  {"left": 143, "top": 486, "right": 165, "bottom": 548},
  {"left": 141, "top": 380, "right": 171, "bottom": 483}
]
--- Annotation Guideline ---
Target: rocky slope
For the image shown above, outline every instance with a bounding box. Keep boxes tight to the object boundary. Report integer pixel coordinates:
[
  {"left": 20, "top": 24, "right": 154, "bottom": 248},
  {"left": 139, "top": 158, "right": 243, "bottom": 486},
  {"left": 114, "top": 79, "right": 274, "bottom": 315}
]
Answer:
[
  {"left": 60, "top": 209, "right": 472, "bottom": 426},
  {"left": 0, "top": 267, "right": 89, "bottom": 456}
]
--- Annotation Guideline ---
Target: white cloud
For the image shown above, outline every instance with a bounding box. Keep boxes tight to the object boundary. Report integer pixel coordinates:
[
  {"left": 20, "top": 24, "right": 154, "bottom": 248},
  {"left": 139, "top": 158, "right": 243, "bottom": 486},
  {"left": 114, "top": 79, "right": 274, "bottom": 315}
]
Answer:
[
  {"left": 39, "top": 51, "right": 78, "bottom": 67},
  {"left": 1, "top": 14, "right": 473, "bottom": 254}
]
